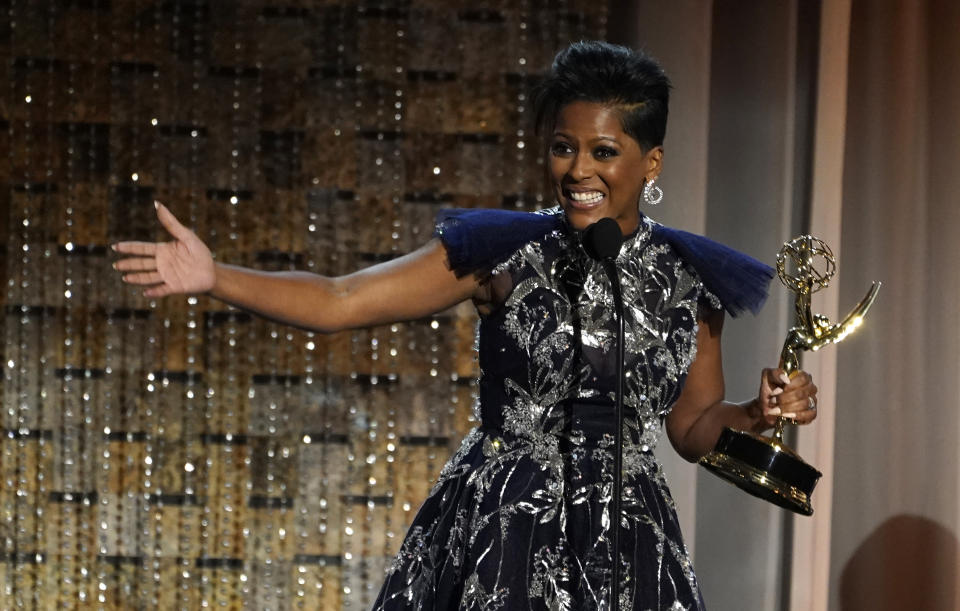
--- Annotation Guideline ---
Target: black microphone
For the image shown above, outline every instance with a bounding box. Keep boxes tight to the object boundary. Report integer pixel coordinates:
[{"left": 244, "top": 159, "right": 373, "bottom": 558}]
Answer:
[
  {"left": 582, "top": 217, "right": 624, "bottom": 261},
  {"left": 582, "top": 218, "right": 626, "bottom": 611}
]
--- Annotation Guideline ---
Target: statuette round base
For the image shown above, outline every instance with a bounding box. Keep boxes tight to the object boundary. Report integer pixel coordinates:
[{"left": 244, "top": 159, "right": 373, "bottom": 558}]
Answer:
[{"left": 700, "top": 427, "right": 822, "bottom": 516}]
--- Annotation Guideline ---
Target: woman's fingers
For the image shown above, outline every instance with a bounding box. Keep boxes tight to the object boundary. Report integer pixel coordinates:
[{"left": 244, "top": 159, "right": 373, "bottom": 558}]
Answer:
[
  {"left": 114, "top": 256, "right": 157, "bottom": 272},
  {"left": 758, "top": 367, "right": 818, "bottom": 426},
  {"left": 111, "top": 202, "right": 194, "bottom": 254},
  {"left": 121, "top": 271, "right": 165, "bottom": 285},
  {"left": 773, "top": 371, "right": 818, "bottom": 424},
  {"left": 154, "top": 201, "right": 195, "bottom": 243},
  {"left": 759, "top": 367, "right": 785, "bottom": 418},
  {"left": 779, "top": 374, "right": 815, "bottom": 406},
  {"left": 143, "top": 285, "right": 174, "bottom": 299},
  {"left": 766, "top": 367, "right": 792, "bottom": 388},
  {"left": 112, "top": 240, "right": 157, "bottom": 256},
  {"left": 785, "top": 410, "right": 817, "bottom": 425}
]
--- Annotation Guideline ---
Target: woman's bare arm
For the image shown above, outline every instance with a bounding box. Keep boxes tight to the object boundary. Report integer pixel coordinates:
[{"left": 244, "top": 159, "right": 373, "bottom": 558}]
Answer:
[
  {"left": 113, "top": 202, "right": 481, "bottom": 333},
  {"left": 207, "top": 243, "right": 479, "bottom": 332},
  {"left": 665, "top": 309, "right": 819, "bottom": 462}
]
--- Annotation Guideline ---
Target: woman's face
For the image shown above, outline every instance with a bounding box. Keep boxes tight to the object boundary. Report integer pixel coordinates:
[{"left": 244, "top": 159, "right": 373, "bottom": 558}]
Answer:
[{"left": 548, "top": 101, "right": 662, "bottom": 236}]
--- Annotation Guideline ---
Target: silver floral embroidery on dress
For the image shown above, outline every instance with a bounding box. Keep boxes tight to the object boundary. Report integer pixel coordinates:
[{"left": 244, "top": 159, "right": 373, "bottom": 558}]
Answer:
[{"left": 375, "top": 208, "right": 715, "bottom": 610}]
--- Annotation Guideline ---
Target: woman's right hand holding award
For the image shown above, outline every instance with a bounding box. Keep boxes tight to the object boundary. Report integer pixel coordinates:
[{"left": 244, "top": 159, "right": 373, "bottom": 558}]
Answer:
[{"left": 701, "top": 235, "right": 881, "bottom": 515}]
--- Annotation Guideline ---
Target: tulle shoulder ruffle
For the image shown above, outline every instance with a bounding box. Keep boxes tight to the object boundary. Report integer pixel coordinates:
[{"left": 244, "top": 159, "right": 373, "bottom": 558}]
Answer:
[
  {"left": 433, "top": 208, "right": 563, "bottom": 277},
  {"left": 433, "top": 207, "right": 774, "bottom": 317},
  {"left": 651, "top": 224, "right": 775, "bottom": 317}
]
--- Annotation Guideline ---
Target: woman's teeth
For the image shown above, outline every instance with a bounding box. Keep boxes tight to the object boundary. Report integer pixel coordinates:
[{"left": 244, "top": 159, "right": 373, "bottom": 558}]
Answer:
[{"left": 568, "top": 191, "right": 604, "bottom": 204}]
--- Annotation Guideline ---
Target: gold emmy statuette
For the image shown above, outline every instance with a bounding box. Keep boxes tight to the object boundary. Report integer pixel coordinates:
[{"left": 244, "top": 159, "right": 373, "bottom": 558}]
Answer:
[{"left": 700, "top": 236, "right": 880, "bottom": 515}]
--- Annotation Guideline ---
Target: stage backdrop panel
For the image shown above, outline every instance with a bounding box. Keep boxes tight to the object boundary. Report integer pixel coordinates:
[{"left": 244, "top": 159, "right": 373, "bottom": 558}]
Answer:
[{"left": 0, "top": 2, "right": 606, "bottom": 609}]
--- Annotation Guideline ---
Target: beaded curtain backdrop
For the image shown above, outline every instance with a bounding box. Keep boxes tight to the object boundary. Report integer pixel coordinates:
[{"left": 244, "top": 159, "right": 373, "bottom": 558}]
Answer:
[{"left": 1, "top": 1, "right": 605, "bottom": 609}]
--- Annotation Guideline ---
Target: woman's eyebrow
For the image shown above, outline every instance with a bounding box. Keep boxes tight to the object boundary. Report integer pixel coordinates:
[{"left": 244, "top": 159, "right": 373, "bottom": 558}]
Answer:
[{"left": 551, "top": 131, "right": 620, "bottom": 144}]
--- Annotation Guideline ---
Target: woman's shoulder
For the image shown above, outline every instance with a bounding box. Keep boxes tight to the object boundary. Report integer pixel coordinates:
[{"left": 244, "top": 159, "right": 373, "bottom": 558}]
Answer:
[
  {"left": 646, "top": 219, "right": 775, "bottom": 317},
  {"left": 434, "top": 206, "right": 565, "bottom": 277}
]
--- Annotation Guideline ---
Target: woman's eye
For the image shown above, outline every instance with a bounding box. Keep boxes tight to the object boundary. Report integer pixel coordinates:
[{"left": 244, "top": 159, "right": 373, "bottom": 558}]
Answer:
[
  {"left": 594, "top": 146, "right": 618, "bottom": 160},
  {"left": 550, "top": 142, "right": 573, "bottom": 156}
]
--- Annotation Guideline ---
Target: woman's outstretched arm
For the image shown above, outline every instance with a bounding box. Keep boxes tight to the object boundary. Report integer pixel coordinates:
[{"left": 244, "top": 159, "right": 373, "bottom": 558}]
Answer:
[
  {"left": 112, "top": 202, "right": 481, "bottom": 333},
  {"left": 665, "top": 309, "right": 819, "bottom": 462}
]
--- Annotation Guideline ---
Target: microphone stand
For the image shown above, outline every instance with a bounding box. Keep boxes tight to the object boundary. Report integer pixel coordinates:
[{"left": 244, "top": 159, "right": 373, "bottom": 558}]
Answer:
[
  {"left": 601, "top": 257, "right": 625, "bottom": 611},
  {"left": 581, "top": 217, "right": 626, "bottom": 611}
]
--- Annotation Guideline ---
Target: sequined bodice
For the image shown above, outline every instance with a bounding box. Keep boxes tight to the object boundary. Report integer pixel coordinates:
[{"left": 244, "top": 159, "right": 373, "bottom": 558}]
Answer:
[{"left": 477, "top": 212, "right": 715, "bottom": 454}]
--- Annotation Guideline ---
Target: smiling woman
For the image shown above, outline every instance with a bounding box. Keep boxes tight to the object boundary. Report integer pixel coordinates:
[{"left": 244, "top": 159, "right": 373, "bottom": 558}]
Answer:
[
  {"left": 113, "top": 40, "right": 820, "bottom": 611},
  {"left": 534, "top": 42, "right": 670, "bottom": 235},
  {"left": 548, "top": 101, "right": 662, "bottom": 235}
]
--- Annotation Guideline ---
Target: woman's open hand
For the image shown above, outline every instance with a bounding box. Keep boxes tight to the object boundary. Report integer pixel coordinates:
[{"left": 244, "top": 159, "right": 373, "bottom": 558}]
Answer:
[
  {"left": 112, "top": 202, "right": 215, "bottom": 298},
  {"left": 751, "top": 368, "right": 819, "bottom": 430}
]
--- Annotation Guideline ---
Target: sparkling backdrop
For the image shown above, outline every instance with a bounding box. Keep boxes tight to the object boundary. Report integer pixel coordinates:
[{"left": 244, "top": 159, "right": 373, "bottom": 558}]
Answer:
[{"left": 1, "top": 1, "right": 605, "bottom": 608}]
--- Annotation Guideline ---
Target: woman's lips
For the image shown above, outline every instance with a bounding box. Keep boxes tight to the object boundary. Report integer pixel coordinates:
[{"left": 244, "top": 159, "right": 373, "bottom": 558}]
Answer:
[{"left": 564, "top": 189, "right": 605, "bottom": 209}]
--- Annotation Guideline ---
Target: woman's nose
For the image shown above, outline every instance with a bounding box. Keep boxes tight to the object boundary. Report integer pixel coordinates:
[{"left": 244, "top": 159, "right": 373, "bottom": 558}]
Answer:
[{"left": 569, "top": 152, "right": 594, "bottom": 180}]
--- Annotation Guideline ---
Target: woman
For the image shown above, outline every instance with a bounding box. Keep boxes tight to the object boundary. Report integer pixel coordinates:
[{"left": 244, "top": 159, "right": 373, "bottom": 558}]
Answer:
[{"left": 114, "top": 41, "right": 817, "bottom": 610}]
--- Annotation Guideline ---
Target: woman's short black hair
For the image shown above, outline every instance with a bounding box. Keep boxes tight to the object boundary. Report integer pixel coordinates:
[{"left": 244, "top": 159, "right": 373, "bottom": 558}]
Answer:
[{"left": 533, "top": 41, "right": 671, "bottom": 151}]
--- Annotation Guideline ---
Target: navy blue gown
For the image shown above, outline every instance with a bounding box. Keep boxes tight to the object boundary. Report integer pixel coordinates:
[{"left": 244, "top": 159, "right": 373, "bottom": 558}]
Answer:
[{"left": 373, "top": 208, "right": 772, "bottom": 611}]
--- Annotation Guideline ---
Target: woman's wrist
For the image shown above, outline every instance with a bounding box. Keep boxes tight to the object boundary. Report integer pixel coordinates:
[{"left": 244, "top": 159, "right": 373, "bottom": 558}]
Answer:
[
  {"left": 209, "top": 262, "right": 242, "bottom": 299},
  {"left": 209, "top": 261, "right": 227, "bottom": 297},
  {"left": 742, "top": 398, "right": 772, "bottom": 435}
]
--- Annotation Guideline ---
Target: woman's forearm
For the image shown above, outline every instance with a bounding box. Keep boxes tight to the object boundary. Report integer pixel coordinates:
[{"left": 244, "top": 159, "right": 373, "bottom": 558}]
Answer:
[
  {"left": 206, "top": 242, "right": 481, "bottom": 334},
  {"left": 209, "top": 263, "right": 348, "bottom": 332},
  {"left": 670, "top": 399, "right": 768, "bottom": 463}
]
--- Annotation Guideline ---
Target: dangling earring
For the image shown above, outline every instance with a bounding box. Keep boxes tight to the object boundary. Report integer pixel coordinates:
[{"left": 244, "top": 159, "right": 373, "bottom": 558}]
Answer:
[{"left": 642, "top": 177, "right": 663, "bottom": 205}]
